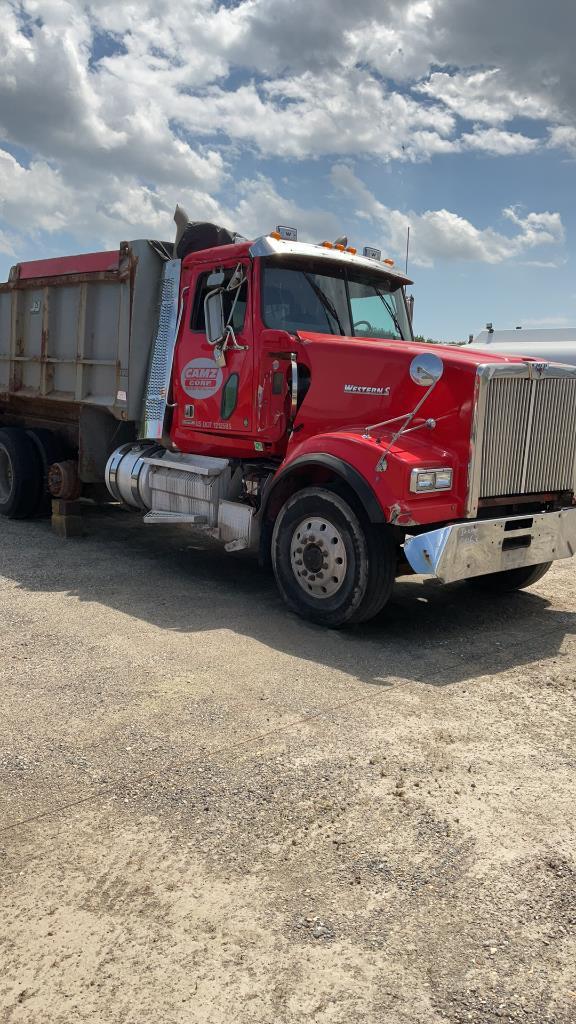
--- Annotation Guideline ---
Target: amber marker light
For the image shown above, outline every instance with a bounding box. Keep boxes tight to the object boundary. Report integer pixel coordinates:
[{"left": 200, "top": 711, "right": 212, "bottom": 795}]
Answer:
[
  {"left": 383, "top": 258, "right": 395, "bottom": 266},
  {"left": 346, "top": 246, "right": 357, "bottom": 254}
]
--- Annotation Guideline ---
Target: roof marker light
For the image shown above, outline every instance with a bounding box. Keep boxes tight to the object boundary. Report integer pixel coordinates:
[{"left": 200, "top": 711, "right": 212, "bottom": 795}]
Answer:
[
  {"left": 270, "top": 231, "right": 281, "bottom": 240},
  {"left": 321, "top": 240, "right": 334, "bottom": 248},
  {"left": 346, "top": 246, "right": 357, "bottom": 254},
  {"left": 334, "top": 243, "right": 345, "bottom": 251},
  {"left": 383, "top": 258, "right": 395, "bottom": 266}
]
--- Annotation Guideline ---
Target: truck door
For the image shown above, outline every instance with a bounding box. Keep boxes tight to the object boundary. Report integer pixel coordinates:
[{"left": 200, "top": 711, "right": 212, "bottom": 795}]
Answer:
[{"left": 171, "top": 261, "right": 253, "bottom": 442}]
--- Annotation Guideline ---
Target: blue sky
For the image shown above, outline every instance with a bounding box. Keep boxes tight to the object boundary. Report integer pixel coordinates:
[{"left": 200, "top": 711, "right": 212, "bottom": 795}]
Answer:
[{"left": 1, "top": 0, "right": 575, "bottom": 341}]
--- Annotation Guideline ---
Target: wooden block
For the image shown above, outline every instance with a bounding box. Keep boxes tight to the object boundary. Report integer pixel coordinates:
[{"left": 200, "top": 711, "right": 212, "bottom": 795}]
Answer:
[{"left": 51, "top": 499, "right": 83, "bottom": 538}]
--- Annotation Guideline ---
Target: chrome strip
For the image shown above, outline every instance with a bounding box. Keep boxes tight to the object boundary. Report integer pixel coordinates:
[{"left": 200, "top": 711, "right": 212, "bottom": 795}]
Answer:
[
  {"left": 105, "top": 443, "right": 133, "bottom": 502},
  {"left": 519, "top": 379, "right": 538, "bottom": 493},
  {"left": 465, "top": 364, "right": 494, "bottom": 517},
  {"left": 141, "top": 259, "right": 182, "bottom": 439},
  {"left": 289, "top": 352, "right": 298, "bottom": 427}
]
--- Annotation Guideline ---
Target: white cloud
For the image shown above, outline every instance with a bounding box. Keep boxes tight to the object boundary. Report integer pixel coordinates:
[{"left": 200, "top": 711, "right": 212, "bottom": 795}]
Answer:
[
  {"left": 0, "top": 147, "right": 339, "bottom": 257},
  {"left": 331, "top": 164, "right": 564, "bottom": 267},
  {"left": 0, "top": 0, "right": 575, "bottom": 270},
  {"left": 417, "top": 70, "right": 553, "bottom": 126},
  {"left": 175, "top": 70, "right": 456, "bottom": 162},
  {"left": 0, "top": 2, "right": 225, "bottom": 190},
  {"left": 461, "top": 128, "right": 540, "bottom": 156},
  {"left": 0, "top": 150, "right": 71, "bottom": 234},
  {"left": 548, "top": 125, "right": 576, "bottom": 156},
  {"left": 0, "top": 146, "right": 226, "bottom": 252}
]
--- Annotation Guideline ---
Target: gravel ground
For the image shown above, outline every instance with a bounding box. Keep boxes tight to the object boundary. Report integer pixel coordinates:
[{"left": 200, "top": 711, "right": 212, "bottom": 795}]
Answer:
[{"left": 0, "top": 505, "right": 575, "bottom": 1024}]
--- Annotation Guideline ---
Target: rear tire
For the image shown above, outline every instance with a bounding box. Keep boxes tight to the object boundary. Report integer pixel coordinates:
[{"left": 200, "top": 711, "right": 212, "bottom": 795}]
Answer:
[
  {"left": 465, "top": 561, "right": 552, "bottom": 593},
  {"left": 0, "top": 427, "right": 44, "bottom": 519},
  {"left": 271, "top": 487, "right": 396, "bottom": 627}
]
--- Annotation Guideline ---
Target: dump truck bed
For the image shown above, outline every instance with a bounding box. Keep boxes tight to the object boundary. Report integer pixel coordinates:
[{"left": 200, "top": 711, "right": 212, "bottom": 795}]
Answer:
[{"left": 0, "top": 240, "right": 165, "bottom": 425}]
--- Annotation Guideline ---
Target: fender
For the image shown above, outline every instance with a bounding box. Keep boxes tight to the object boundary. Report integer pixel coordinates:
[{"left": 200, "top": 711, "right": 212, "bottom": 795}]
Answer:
[
  {"left": 261, "top": 452, "right": 386, "bottom": 524},
  {"left": 263, "top": 429, "right": 460, "bottom": 531}
]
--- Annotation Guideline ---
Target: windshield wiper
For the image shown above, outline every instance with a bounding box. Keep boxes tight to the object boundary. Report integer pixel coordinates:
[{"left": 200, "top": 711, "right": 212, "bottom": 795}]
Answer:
[
  {"left": 303, "top": 273, "right": 344, "bottom": 334},
  {"left": 377, "top": 292, "right": 405, "bottom": 339}
]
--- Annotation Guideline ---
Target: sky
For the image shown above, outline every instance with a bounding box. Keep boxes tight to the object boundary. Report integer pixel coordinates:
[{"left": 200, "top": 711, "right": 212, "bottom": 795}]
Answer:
[{"left": 1, "top": 0, "right": 575, "bottom": 341}]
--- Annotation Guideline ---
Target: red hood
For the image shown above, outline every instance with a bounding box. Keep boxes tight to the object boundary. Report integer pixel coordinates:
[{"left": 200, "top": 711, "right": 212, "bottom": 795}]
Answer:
[{"left": 297, "top": 331, "right": 549, "bottom": 370}]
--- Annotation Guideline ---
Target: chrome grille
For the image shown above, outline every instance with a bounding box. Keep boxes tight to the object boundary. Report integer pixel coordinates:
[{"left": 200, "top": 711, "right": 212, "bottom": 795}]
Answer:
[{"left": 479, "top": 372, "right": 576, "bottom": 498}]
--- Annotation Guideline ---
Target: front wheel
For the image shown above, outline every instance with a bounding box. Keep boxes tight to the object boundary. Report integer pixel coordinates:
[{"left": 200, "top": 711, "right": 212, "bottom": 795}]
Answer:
[
  {"left": 465, "top": 561, "right": 552, "bottom": 593},
  {"left": 271, "top": 487, "right": 396, "bottom": 627}
]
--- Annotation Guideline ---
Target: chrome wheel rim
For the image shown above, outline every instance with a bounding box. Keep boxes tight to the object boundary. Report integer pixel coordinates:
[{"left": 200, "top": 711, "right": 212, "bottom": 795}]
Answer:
[
  {"left": 0, "top": 444, "right": 13, "bottom": 503},
  {"left": 290, "top": 516, "right": 348, "bottom": 599}
]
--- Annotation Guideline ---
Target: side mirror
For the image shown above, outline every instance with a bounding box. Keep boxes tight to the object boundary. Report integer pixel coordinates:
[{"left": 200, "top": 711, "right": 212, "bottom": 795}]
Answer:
[
  {"left": 204, "top": 290, "right": 225, "bottom": 345},
  {"left": 410, "top": 352, "right": 444, "bottom": 387},
  {"left": 407, "top": 294, "right": 414, "bottom": 324}
]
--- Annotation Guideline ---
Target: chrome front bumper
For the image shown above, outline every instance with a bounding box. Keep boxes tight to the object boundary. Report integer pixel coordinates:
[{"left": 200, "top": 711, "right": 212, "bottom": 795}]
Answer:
[{"left": 403, "top": 508, "right": 576, "bottom": 583}]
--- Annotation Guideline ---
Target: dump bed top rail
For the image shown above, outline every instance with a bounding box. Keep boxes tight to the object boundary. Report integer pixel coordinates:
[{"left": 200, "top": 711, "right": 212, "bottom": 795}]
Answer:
[{"left": 9, "top": 250, "right": 121, "bottom": 283}]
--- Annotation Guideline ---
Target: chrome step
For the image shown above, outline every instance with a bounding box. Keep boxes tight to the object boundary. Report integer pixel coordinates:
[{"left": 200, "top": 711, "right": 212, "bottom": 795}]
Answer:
[
  {"left": 142, "top": 452, "right": 229, "bottom": 476},
  {"left": 143, "top": 510, "right": 208, "bottom": 525}
]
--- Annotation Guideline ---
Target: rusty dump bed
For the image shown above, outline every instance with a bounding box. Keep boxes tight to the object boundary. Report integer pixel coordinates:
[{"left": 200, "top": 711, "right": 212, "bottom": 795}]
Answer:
[{"left": 0, "top": 240, "right": 166, "bottom": 426}]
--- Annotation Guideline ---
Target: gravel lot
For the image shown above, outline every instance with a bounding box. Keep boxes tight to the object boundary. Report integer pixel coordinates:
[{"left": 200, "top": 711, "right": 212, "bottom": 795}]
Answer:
[{"left": 0, "top": 505, "right": 575, "bottom": 1024}]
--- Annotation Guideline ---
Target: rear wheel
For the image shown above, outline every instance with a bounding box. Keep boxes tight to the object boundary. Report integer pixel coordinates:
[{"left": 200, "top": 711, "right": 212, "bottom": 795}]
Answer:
[
  {"left": 271, "top": 487, "right": 396, "bottom": 627},
  {"left": 0, "top": 427, "right": 43, "bottom": 519},
  {"left": 27, "top": 427, "right": 66, "bottom": 513},
  {"left": 465, "top": 561, "right": 552, "bottom": 593}
]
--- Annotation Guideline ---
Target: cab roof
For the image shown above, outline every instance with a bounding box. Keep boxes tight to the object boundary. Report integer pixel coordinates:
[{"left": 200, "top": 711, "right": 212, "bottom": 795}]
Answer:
[{"left": 183, "top": 234, "right": 413, "bottom": 285}]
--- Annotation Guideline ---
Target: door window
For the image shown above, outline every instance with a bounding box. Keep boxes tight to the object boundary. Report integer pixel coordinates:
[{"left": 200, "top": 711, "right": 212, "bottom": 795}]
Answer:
[{"left": 191, "top": 269, "right": 248, "bottom": 332}]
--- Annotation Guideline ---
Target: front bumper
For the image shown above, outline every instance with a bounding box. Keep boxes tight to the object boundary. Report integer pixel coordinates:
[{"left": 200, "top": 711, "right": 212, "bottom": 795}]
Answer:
[{"left": 403, "top": 508, "right": 576, "bottom": 583}]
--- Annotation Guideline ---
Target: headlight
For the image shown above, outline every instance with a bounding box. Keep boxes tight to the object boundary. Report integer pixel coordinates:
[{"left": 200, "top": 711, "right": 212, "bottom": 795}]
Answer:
[{"left": 410, "top": 467, "right": 453, "bottom": 493}]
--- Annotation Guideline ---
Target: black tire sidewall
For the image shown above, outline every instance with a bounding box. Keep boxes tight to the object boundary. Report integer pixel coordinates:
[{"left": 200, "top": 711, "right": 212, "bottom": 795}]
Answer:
[
  {"left": 272, "top": 489, "right": 369, "bottom": 626},
  {"left": 26, "top": 428, "right": 65, "bottom": 511},
  {"left": 466, "top": 561, "right": 552, "bottom": 592},
  {"left": 0, "top": 428, "right": 43, "bottom": 518}
]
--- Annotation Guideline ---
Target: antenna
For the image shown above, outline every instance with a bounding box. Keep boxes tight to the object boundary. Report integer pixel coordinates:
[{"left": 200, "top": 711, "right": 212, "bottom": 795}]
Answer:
[{"left": 405, "top": 226, "right": 410, "bottom": 275}]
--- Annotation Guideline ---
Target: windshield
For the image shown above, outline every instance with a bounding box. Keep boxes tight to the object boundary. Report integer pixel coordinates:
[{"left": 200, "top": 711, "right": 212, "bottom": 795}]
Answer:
[{"left": 261, "top": 259, "right": 411, "bottom": 340}]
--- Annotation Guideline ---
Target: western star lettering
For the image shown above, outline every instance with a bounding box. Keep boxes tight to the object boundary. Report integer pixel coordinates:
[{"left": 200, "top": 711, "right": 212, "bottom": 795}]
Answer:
[{"left": 344, "top": 384, "right": 391, "bottom": 395}]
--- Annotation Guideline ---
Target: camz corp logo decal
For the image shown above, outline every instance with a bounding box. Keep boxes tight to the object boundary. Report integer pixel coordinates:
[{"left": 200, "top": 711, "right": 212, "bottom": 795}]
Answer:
[
  {"left": 344, "top": 384, "right": 391, "bottom": 395},
  {"left": 181, "top": 358, "right": 223, "bottom": 399}
]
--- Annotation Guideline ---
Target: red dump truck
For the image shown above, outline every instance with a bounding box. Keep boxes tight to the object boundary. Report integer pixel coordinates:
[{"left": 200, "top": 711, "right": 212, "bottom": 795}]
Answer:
[{"left": 2, "top": 212, "right": 576, "bottom": 626}]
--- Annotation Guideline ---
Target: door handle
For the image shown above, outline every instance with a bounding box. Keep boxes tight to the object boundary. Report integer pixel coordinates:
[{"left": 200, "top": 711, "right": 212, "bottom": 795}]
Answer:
[{"left": 289, "top": 352, "right": 298, "bottom": 426}]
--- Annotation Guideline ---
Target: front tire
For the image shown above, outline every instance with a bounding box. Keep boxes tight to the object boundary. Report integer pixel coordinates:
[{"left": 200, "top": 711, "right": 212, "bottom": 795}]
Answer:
[
  {"left": 271, "top": 487, "right": 396, "bottom": 627},
  {"left": 0, "top": 427, "right": 43, "bottom": 519},
  {"left": 465, "top": 561, "right": 552, "bottom": 593}
]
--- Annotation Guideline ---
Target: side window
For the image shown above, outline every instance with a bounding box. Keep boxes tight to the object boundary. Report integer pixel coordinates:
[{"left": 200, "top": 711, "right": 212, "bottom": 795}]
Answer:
[{"left": 191, "top": 268, "right": 248, "bottom": 332}]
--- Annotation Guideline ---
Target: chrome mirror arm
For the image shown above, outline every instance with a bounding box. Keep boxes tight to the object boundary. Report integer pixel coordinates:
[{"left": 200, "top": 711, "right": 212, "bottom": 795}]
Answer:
[{"left": 363, "top": 378, "right": 438, "bottom": 440}]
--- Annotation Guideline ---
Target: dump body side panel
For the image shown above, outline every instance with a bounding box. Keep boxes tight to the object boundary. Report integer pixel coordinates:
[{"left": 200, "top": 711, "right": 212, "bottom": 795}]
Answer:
[{"left": 0, "top": 239, "right": 164, "bottom": 426}]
